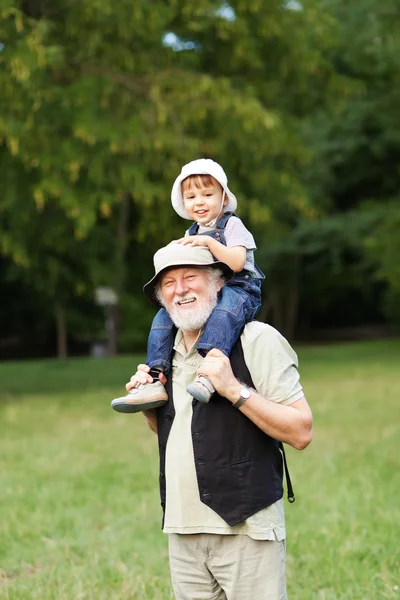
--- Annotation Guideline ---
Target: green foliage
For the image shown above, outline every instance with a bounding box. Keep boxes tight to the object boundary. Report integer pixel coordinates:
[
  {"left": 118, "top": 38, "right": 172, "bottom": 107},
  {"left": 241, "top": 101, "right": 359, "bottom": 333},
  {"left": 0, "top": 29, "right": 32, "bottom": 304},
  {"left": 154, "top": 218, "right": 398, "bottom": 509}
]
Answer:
[
  {"left": 0, "top": 0, "right": 399, "bottom": 352},
  {"left": 364, "top": 201, "right": 400, "bottom": 326},
  {"left": 365, "top": 202, "right": 400, "bottom": 291},
  {"left": 0, "top": 0, "right": 354, "bottom": 235}
]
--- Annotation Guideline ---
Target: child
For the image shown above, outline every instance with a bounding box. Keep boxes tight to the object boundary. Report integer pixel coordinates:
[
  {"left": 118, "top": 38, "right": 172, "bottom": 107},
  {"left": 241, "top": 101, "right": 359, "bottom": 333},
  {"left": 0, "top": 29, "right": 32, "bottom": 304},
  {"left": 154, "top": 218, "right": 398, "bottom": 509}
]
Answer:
[{"left": 111, "top": 158, "right": 264, "bottom": 412}]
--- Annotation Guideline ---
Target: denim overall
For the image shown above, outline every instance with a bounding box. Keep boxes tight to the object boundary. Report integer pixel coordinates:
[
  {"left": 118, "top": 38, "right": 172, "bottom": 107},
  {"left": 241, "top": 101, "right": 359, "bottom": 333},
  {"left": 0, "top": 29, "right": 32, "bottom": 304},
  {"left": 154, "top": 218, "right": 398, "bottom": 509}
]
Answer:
[{"left": 146, "top": 212, "right": 265, "bottom": 374}]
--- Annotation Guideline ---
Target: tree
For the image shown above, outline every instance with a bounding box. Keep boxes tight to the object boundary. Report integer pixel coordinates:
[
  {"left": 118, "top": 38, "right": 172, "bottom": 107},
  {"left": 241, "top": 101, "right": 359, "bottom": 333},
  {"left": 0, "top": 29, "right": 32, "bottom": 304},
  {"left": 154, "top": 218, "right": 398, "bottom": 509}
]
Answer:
[{"left": 1, "top": 0, "right": 399, "bottom": 354}]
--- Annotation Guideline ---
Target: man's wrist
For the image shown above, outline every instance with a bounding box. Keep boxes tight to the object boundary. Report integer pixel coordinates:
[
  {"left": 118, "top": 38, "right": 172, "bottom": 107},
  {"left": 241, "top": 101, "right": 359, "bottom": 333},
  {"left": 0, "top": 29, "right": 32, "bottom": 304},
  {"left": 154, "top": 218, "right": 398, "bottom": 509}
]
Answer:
[
  {"left": 232, "top": 385, "right": 252, "bottom": 409},
  {"left": 226, "top": 380, "right": 245, "bottom": 404}
]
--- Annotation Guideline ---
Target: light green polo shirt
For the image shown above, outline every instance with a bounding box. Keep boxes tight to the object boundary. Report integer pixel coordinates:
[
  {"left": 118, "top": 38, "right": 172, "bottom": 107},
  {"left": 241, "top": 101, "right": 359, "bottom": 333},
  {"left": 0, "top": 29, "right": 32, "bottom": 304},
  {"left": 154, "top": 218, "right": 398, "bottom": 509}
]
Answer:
[{"left": 163, "top": 321, "right": 304, "bottom": 541}]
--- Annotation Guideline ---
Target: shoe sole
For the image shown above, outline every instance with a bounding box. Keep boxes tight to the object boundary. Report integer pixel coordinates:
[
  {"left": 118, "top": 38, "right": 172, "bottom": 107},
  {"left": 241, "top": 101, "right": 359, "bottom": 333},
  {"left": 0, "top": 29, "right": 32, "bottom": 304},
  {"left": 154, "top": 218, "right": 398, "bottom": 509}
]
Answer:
[
  {"left": 111, "top": 396, "right": 167, "bottom": 414},
  {"left": 186, "top": 384, "right": 211, "bottom": 404}
]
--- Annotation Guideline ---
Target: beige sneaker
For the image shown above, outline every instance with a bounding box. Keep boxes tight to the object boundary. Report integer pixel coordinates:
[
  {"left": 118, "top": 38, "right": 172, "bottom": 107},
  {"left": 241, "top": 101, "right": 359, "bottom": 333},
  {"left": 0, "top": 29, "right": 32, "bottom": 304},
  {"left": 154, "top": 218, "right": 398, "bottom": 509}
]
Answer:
[{"left": 111, "top": 380, "right": 168, "bottom": 413}]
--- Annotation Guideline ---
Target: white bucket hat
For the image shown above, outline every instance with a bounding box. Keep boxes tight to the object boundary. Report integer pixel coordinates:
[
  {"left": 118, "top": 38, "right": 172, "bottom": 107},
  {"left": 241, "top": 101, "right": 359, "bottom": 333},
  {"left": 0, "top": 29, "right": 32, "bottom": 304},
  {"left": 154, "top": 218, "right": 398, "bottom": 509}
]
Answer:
[
  {"left": 143, "top": 243, "right": 234, "bottom": 306},
  {"left": 171, "top": 158, "right": 237, "bottom": 220}
]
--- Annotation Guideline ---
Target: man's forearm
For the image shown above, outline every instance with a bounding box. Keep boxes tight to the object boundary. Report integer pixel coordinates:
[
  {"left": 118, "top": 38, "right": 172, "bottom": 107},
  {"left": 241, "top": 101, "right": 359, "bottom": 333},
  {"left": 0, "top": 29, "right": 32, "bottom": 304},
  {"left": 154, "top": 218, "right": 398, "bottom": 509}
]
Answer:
[
  {"left": 143, "top": 409, "right": 158, "bottom": 433},
  {"left": 226, "top": 381, "right": 312, "bottom": 450},
  {"left": 196, "top": 348, "right": 313, "bottom": 450}
]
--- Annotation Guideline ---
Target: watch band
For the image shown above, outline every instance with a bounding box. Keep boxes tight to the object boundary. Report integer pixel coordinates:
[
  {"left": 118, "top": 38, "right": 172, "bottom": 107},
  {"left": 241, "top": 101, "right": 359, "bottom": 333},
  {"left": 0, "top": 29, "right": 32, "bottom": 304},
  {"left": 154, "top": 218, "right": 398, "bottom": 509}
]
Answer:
[{"left": 232, "top": 387, "right": 251, "bottom": 409}]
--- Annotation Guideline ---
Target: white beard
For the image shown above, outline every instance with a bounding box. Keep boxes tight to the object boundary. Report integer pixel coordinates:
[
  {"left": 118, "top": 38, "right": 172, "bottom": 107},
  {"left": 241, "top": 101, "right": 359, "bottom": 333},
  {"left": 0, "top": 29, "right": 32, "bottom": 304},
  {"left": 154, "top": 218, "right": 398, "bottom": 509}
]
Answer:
[{"left": 167, "top": 280, "right": 219, "bottom": 332}]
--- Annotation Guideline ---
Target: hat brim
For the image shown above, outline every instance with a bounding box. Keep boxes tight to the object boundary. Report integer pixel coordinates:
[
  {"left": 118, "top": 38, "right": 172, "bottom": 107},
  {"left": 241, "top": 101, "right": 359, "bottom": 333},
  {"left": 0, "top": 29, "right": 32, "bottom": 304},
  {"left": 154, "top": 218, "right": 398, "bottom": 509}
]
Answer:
[{"left": 143, "top": 260, "right": 234, "bottom": 307}]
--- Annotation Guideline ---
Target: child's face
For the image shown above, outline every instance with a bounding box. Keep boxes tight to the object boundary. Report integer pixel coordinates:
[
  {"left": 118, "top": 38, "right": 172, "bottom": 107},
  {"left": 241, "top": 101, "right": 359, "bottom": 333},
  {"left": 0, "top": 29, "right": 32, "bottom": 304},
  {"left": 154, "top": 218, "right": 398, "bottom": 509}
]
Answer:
[{"left": 182, "top": 176, "right": 228, "bottom": 225}]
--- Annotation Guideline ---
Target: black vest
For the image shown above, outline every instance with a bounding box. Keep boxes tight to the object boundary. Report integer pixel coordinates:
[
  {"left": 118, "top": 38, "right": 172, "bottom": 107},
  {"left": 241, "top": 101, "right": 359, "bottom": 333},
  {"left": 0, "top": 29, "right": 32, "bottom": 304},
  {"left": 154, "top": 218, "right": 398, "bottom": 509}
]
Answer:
[{"left": 156, "top": 337, "right": 288, "bottom": 528}]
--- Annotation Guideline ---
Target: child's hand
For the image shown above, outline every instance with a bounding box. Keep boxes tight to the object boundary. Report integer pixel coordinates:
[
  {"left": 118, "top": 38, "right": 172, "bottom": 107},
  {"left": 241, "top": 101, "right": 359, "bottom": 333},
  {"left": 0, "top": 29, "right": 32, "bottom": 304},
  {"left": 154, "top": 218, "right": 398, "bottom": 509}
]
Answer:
[{"left": 174, "top": 235, "right": 210, "bottom": 248}]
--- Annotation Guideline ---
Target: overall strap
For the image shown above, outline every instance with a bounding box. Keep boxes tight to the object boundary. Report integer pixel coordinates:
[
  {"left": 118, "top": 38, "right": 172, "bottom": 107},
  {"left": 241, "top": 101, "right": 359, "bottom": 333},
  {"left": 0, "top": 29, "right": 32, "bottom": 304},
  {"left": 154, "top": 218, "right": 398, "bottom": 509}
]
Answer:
[
  {"left": 215, "top": 211, "right": 237, "bottom": 231},
  {"left": 188, "top": 221, "right": 199, "bottom": 235},
  {"left": 231, "top": 336, "right": 296, "bottom": 504},
  {"left": 188, "top": 211, "right": 236, "bottom": 235}
]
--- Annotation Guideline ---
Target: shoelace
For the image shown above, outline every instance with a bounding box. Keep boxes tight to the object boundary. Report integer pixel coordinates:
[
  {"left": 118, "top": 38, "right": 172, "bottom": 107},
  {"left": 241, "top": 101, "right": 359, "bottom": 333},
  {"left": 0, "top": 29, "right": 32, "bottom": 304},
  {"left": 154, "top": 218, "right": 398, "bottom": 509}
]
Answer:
[
  {"left": 129, "top": 379, "right": 161, "bottom": 395},
  {"left": 129, "top": 382, "right": 149, "bottom": 394}
]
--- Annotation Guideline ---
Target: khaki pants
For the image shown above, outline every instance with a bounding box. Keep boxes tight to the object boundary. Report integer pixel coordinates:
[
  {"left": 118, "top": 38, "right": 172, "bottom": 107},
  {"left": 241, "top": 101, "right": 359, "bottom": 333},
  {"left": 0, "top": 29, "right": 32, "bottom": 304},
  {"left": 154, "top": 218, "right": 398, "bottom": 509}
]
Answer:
[{"left": 168, "top": 533, "right": 287, "bottom": 600}]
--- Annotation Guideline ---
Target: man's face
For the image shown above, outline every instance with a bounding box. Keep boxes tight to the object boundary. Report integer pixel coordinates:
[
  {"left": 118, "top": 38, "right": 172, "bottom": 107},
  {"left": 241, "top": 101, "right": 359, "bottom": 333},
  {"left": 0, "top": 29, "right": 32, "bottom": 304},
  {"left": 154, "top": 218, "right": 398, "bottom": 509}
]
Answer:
[{"left": 158, "top": 266, "right": 221, "bottom": 332}]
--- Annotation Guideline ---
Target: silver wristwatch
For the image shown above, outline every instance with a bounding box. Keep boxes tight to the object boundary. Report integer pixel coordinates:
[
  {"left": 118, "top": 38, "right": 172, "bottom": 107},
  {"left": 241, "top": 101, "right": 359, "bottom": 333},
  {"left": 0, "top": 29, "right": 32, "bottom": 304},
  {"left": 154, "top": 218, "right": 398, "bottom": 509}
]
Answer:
[{"left": 232, "top": 386, "right": 251, "bottom": 409}]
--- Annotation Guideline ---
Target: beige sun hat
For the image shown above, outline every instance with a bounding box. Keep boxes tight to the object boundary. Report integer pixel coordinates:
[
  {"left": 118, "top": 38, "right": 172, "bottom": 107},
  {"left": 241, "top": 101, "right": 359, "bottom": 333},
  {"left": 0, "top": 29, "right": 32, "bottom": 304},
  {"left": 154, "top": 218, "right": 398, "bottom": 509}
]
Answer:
[
  {"left": 143, "top": 243, "right": 234, "bottom": 306},
  {"left": 171, "top": 158, "right": 237, "bottom": 220}
]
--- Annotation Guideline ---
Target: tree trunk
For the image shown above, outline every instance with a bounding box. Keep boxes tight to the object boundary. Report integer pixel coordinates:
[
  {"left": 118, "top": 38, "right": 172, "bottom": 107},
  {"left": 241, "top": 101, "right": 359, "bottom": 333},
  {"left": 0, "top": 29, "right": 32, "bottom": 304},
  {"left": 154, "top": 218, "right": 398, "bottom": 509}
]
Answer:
[
  {"left": 284, "top": 255, "right": 301, "bottom": 341},
  {"left": 110, "top": 192, "right": 131, "bottom": 356},
  {"left": 257, "top": 288, "right": 272, "bottom": 323},
  {"left": 106, "top": 304, "right": 118, "bottom": 357},
  {"left": 263, "top": 254, "right": 301, "bottom": 340},
  {"left": 269, "top": 286, "right": 284, "bottom": 333},
  {"left": 55, "top": 302, "right": 68, "bottom": 359}
]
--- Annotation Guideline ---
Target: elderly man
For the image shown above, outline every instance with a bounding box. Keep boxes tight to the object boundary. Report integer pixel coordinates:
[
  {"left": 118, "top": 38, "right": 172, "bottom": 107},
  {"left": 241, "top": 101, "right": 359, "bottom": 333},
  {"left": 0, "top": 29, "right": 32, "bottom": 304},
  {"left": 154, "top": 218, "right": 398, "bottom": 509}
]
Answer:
[{"left": 126, "top": 243, "right": 312, "bottom": 600}]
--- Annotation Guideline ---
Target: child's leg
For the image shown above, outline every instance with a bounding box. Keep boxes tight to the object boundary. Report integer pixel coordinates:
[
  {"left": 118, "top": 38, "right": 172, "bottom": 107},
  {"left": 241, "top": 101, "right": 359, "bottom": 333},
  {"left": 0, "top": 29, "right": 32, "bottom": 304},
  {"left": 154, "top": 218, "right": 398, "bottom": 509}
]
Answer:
[
  {"left": 146, "top": 308, "right": 176, "bottom": 375},
  {"left": 196, "top": 283, "right": 261, "bottom": 358},
  {"left": 187, "top": 283, "right": 261, "bottom": 403},
  {"left": 111, "top": 308, "right": 175, "bottom": 414}
]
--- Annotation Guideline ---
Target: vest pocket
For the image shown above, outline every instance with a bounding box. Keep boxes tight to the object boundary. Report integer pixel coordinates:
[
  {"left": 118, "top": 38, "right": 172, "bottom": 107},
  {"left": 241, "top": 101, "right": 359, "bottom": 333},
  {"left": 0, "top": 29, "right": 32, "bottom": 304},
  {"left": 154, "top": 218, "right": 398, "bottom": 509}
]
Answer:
[
  {"left": 230, "top": 456, "right": 258, "bottom": 469},
  {"left": 230, "top": 457, "right": 258, "bottom": 473}
]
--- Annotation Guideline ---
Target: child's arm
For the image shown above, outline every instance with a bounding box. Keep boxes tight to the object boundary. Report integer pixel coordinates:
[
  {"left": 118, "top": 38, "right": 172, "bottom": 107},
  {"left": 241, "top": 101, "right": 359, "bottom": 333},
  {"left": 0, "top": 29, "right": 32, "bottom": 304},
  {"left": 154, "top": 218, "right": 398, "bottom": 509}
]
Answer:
[{"left": 175, "top": 235, "right": 246, "bottom": 272}]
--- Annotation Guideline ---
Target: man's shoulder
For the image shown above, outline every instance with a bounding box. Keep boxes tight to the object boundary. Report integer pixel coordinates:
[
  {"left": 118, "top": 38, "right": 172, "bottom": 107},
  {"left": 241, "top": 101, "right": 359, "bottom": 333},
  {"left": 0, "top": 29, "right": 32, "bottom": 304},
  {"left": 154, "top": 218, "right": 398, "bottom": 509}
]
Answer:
[
  {"left": 241, "top": 322, "right": 299, "bottom": 368},
  {"left": 241, "top": 321, "right": 281, "bottom": 343}
]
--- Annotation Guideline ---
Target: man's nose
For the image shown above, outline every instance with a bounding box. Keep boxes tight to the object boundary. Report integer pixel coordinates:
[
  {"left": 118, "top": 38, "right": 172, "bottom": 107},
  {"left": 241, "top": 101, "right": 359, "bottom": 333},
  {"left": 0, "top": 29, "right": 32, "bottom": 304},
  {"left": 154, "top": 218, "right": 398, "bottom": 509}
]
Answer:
[{"left": 175, "top": 279, "right": 189, "bottom": 295}]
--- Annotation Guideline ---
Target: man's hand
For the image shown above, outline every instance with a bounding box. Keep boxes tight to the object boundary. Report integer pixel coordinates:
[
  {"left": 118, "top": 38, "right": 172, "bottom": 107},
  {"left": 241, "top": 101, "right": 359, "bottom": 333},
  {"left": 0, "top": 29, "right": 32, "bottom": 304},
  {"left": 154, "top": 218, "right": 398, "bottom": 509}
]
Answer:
[
  {"left": 197, "top": 348, "right": 242, "bottom": 404},
  {"left": 173, "top": 235, "right": 210, "bottom": 248}
]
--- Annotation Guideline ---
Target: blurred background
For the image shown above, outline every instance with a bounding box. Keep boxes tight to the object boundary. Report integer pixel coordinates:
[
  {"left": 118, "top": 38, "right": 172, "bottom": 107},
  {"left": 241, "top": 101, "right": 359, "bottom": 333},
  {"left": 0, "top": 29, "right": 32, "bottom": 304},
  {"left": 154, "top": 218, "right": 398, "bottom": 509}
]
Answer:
[
  {"left": 1, "top": 4, "right": 400, "bottom": 598},
  {"left": 1, "top": 0, "right": 399, "bottom": 360}
]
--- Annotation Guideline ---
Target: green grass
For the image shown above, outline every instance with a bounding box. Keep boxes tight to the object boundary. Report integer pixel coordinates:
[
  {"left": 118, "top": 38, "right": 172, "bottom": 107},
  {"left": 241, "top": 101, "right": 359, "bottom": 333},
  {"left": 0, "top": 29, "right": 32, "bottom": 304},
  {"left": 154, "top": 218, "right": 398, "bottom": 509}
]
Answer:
[{"left": 1, "top": 339, "right": 399, "bottom": 599}]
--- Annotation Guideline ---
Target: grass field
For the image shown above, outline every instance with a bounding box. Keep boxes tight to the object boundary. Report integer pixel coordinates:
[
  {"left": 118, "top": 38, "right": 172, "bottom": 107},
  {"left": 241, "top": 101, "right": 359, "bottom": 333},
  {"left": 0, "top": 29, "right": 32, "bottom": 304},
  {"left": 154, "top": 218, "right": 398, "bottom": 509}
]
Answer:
[{"left": 0, "top": 339, "right": 399, "bottom": 599}]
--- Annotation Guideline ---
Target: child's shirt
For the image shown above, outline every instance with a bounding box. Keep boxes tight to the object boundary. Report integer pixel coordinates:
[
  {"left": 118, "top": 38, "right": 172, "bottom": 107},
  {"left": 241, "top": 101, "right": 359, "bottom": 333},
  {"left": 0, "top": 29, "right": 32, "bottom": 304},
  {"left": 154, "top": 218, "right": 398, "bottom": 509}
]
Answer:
[{"left": 185, "top": 214, "right": 258, "bottom": 277}]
